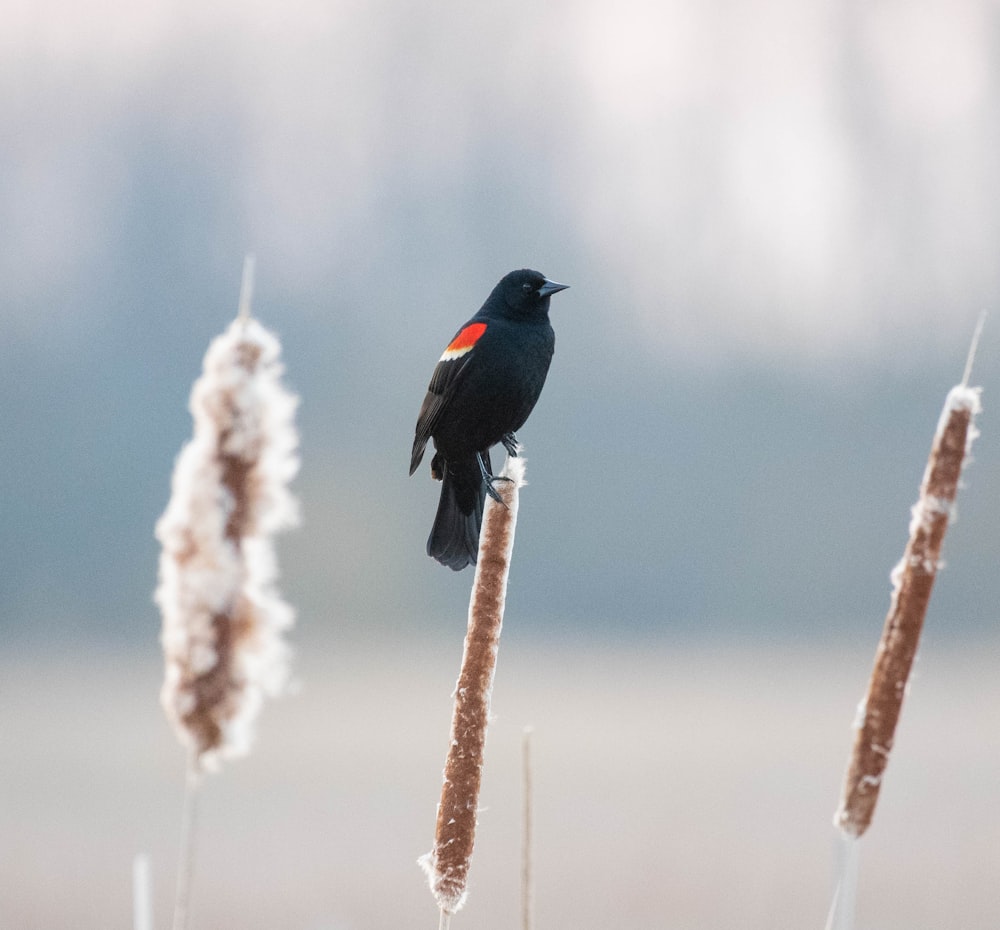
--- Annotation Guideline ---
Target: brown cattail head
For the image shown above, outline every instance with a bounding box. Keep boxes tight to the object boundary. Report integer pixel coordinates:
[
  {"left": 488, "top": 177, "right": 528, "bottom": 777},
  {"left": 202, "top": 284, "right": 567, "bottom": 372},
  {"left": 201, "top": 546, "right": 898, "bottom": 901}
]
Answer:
[
  {"left": 156, "top": 314, "right": 300, "bottom": 773},
  {"left": 419, "top": 455, "right": 526, "bottom": 915},
  {"left": 835, "top": 383, "right": 981, "bottom": 837}
]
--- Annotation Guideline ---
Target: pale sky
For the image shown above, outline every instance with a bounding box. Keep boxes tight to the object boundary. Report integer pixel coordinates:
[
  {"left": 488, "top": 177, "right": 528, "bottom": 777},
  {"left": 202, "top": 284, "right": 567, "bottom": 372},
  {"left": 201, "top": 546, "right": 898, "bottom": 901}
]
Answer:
[{"left": 4, "top": 0, "right": 997, "bottom": 365}]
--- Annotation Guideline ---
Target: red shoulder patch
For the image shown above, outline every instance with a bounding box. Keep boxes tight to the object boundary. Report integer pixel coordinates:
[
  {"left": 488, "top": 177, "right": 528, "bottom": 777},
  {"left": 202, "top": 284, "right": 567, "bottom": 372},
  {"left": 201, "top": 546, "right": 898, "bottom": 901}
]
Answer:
[{"left": 441, "top": 322, "right": 487, "bottom": 360}]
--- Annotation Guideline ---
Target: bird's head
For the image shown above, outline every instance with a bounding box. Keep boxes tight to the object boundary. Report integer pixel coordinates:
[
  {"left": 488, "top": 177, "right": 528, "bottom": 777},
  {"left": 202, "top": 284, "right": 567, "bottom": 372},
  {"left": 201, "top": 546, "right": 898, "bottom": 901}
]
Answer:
[{"left": 492, "top": 269, "right": 569, "bottom": 318}]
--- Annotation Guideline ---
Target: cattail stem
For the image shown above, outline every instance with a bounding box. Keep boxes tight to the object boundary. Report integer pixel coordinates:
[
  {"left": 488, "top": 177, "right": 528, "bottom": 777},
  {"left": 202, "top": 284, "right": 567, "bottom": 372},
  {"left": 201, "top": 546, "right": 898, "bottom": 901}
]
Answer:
[
  {"left": 834, "top": 371, "right": 982, "bottom": 837},
  {"left": 961, "top": 310, "right": 986, "bottom": 388},
  {"left": 420, "top": 455, "right": 526, "bottom": 917},
  {"left": 171, "top": 761, "right": 200, "bottom": 930},
  {"left": 238, "top": 254, "right": 255, "bottom": 325},
  {"left": 521, "top": 726, "right": 534, "bottom": 930},
  {"left": 132, "top": 853, "right": 153, "bottom": 930},
  {"left": 824, "top": 833, "right": 861, "bottom": 930}
]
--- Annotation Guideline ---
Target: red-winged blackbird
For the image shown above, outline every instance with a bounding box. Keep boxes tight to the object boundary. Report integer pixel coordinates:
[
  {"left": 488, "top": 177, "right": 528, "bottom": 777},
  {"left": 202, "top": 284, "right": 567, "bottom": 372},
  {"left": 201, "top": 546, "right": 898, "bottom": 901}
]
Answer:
[{"left": 410, "top": 269, "right": 569, "bottom": 570}]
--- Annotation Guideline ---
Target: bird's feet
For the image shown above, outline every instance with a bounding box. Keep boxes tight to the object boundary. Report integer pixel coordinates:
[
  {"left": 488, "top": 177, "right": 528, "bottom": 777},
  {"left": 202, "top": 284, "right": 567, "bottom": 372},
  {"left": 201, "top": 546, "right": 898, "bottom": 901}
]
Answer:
[
  {"left": 501, "top": 432, "right": 521, "bottom": 457},
  {"left": 477, "top": 451, "right": 513, "bottom": 505}
]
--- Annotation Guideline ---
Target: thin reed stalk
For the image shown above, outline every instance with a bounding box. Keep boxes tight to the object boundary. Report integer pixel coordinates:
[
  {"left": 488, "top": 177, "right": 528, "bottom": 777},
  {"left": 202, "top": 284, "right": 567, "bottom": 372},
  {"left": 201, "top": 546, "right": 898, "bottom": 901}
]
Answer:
[
  {"left": 420, "top": 455, "right": 527, "bottom": 918},
  {"left": 834, "top": 341, "right": 982, "bottom": 837},
  {"left": 132, "top": 853, "right": 153, "bottom": 930},
  {"left": 170, "top": 763, "right": 200, "bottom": 930},
  {"left": 824, "top": 833, "right": 861, "bottom": 930},
  {"left": 521, "top": 726, "right": 534, "bottom": 930}
]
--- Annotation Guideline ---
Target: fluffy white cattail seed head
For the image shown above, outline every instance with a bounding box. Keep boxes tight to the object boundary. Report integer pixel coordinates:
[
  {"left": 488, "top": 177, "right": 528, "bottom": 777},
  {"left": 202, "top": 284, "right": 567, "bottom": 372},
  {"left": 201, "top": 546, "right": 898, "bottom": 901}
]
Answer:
[{"left": 156, "top": 314, "right": 300, "bottom": 773}]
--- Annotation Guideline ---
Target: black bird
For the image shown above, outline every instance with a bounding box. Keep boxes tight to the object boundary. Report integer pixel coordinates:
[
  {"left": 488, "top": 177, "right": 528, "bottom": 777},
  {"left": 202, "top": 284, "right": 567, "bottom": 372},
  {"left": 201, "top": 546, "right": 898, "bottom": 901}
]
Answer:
[{"left": 410, "top": 269, "right": 569, "bottom": 570}]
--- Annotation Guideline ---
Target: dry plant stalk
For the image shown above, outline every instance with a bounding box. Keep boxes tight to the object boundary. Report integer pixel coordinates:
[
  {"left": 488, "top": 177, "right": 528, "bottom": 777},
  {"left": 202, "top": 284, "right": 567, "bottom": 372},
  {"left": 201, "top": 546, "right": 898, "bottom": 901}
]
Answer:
[
  {"left": 420, "top": 455, "right": 526, "bottom": 917},
  {"left": 521, "top": 726, "right": 534, "bottom": 930},
  {"left": 835, "top": 381, "right": 981, "bottom": 837},
  {"left": 155, "top": 305, "right": 300, "bottom": 773},
  {"left": 132, "top": 853, "right": 153, "bottom": 930}
]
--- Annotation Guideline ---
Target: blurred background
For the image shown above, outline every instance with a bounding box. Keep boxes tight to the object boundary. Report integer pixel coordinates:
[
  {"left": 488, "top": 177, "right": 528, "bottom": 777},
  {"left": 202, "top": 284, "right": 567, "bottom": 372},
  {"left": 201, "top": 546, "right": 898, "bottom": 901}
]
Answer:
[{"left": 3, "top": 0, "right": 999, "bottom": 927}]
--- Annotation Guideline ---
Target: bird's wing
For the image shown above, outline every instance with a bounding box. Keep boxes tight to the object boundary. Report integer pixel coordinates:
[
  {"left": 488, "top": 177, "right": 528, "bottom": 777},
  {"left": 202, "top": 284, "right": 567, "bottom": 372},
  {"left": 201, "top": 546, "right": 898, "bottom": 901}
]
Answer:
[{"left": 409, "top": 321, "right": 488, "bottom": 475}]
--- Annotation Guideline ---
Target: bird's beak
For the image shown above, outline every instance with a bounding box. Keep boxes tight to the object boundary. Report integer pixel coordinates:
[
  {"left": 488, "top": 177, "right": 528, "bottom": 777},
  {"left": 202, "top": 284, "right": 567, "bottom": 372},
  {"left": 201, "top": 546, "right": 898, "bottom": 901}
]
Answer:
[{"left": 539, "top": 279, "right": 570, "bottom": 297}]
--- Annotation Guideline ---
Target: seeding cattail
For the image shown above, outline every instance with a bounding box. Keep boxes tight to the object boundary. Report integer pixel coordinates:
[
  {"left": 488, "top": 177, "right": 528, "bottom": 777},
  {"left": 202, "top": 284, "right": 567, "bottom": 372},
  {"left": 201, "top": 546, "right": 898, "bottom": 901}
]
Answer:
[
  {"left": 155, "top": 271, "right": 300, "bottom": 774},
  {"left": 834, "top": 337, "right": 983, "bottom": 838},
  {"left": 420, "top": 454, "right": 526, "bottom": 920}
]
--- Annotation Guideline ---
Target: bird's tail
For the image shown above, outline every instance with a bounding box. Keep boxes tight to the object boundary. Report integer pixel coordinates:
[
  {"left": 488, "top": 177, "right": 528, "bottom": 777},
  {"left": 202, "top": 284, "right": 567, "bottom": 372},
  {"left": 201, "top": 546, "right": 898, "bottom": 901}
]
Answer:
[{"left": 427, "top": 452, "right": 490, "bottom": 571}]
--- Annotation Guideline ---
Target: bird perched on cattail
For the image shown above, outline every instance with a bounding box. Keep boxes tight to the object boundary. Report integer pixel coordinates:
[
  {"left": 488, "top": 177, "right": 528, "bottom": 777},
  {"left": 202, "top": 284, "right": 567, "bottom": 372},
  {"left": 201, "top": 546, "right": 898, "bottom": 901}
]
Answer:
[{"left": 410, "top": 268, "right": 569, "bottom": 570}]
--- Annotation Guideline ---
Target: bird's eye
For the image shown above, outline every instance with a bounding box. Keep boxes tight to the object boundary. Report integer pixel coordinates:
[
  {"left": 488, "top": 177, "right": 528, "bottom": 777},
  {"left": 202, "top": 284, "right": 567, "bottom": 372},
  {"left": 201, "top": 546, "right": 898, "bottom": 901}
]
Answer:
[{"left": 522, "top": 282, "right": 533, "bottom": 292}]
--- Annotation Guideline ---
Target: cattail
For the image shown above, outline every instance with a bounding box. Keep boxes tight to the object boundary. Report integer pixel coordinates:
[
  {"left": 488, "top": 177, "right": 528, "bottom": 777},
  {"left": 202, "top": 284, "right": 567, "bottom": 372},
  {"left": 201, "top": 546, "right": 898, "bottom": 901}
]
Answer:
[
  {"left": 834, "top": 328, "right": 983, "bottom": 837},
  {"left": 155, "top": 263, "right": 300, "bottom": 773},
  {"left": 419, "top": 454, "right": 526, "bottom": 920}
]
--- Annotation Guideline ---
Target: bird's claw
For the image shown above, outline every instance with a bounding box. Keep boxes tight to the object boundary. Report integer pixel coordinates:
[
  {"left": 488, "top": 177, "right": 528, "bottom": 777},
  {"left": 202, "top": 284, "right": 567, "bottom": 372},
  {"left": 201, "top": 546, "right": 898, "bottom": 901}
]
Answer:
[
  {"left": 501, "top": 432, "right": 520, "bottom": 457},
  {"left": 484, "top": 473, "right": 514, "bottom": 505},
  {"left": 478, "top": 451, "right": 513, "bottom": 507}
]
